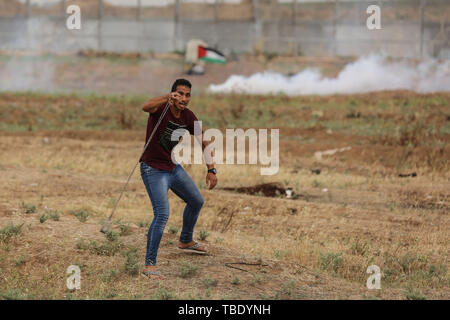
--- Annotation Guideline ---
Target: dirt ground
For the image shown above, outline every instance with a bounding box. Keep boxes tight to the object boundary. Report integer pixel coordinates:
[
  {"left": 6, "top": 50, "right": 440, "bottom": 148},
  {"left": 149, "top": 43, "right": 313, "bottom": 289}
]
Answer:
[
  {"left": 0, "top": 87, "right": 449, "bottom": 300},
  {"left": 0, "top": 49, "right": 449, "bottom": 300}
]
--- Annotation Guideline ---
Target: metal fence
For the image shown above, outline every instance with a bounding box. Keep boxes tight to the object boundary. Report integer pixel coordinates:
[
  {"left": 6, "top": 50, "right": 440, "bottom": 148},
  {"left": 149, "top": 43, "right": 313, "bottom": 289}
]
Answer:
[{"left": 0, "top": 0, "right": 449, "bottom": 58}]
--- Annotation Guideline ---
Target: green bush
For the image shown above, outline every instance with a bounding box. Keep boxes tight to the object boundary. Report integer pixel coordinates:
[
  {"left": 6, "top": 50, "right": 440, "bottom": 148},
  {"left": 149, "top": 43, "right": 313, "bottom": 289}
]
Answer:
[
  {"left": 39, "top": 214, "right": 49, "bottom": 223},
  {"left": 319, "top": 252, "right": 343, "bottom": 274},
  {"left": 105, "top": 231, "right": 119, "bottom": 242},
  {"left": 69, "top": 209, "right": 90, "bottom": 222},
  {"left": 89, "top": 240, "right": 123, "bottom": 256},
  {"left": 20, "top": 201, "right": 36, "bottom": 214},
  {"left": 202, "top": 277, "right": 218, "bottom": 288},
  {"left": 152, "top": 288, "right": 176, "bottom": 300},
  {"left": 178, "top": 262, "right": 198, "bottom": 278},
  {"left": 124, "top": 247, "right": 140, "bottom": 276},
  {"left": 76, "top": 238, "right": 123, "bottom": 256},
  {"left": 0, "top": 223, "right": 24, "bottom": 243},
  {"left": 118, "top": 223, "right": 132, "bottom": 236},
  {"left": 1, "top": 289, "right": 29, "bottom": 300},
  {"left": 168, "top": 226, "right": 179, "bottom": 234},
  {"left": 199, "top": 229, "right": 210, "bottom": 241},
  {"left": 101, "top": 269, "right": 120, "bottom": 282},
  {"left": 43, "top": 208, "right": 60, "bottom": 221},
  {"left": 405, "top": 287, "right": 427, "bottom": 300}
]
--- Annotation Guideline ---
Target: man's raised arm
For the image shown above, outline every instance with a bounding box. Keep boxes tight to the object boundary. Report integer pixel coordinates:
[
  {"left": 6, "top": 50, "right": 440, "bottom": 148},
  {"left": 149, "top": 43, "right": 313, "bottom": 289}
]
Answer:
[{"left": 142, "top": 93, "right": 170, "bottom": 113}]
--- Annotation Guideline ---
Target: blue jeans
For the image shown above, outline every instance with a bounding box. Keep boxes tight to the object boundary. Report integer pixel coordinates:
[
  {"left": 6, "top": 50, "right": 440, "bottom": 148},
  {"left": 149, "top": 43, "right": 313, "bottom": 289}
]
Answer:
[{"left": 140, "top": 161, "right": 204, "bottom": 266}]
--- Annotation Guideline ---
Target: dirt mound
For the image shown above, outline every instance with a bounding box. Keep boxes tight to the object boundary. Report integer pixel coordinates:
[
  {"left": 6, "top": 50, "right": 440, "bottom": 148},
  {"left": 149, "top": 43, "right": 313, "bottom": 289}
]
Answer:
[{"left": 223, "top": 182, "right": 286, "bottom": 198}]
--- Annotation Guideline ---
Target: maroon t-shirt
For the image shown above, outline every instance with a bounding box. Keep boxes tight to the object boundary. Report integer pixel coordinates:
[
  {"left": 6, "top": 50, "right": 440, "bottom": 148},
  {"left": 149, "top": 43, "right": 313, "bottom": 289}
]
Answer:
[{"left": 140, "top": 103, "right": 199, "bottom": 171}]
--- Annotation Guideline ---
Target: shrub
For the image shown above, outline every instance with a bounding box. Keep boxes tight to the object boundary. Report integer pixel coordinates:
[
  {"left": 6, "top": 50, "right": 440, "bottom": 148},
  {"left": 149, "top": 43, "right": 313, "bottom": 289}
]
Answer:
[
  {"left": 138, "top": 221, "right": 151, "bottom": 228},
  {"left": 124, "top": 247, "right": 139, "bottom": 276},
  {"left": 44, "top": 208, "right": 60, "bottom": 221},
  {"left": 105, "top": 231, "right": 119, "bottom": 242},
  {"left": 118, "top": 223, "right": 132, "bottom": 236},
  {"left": 76, "top": 239, "right": 90, "bottom": 250},
  {"left": 39, "top": 214, "right": 49, "bottom": 223},
  {"left": 178, "top": 262, "right": 198, "bottom": 278},
  {"left": 69, "top": 209, "right": 90, "bottom": 222},
  {"left": 14, "top": 256, "right": 27, "bottom": 266},
  {"left": 0, "top": 223, "right": 24, "bottom": 243},
  {"left": 199, "top": 229, "right": 210, "bottom": 241},
  {"left": 1, "top": 289, "right": 29, "bottom": 300},
  {"left": 20, "top": 201, "right": 36, "bottom": 214},
  {"left": 319, "top": 252, "right": 343, "bottom": 274},
  {"left": 168, "top": 226, "right": 179, "bottom": 234},
  {"left": 202, "top": 277, "right": 218, "bottom": 288},
  {"left": 405, "top": 287, "right": 427, "bottom": 300},
  {"left": 101, "top": 269, "right": 120, "bottom": 282},
  {"left": 281, "top": 280, "right": 296, "bottom": 296},
  {"left": 76, "top": 238, "right": 123, "bottom": 256},
  {"left": 89, "top": 239, "right": 123, "bottom": 256},
  {"left": 152, "top": 288, "right": 176, "bottom": 300}
]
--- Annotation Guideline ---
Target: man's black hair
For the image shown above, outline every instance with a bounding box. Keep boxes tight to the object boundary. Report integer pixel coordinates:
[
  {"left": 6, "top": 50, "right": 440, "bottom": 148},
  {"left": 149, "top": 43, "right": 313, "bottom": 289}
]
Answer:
[{"left": 171, "top": 79, "right": 192, "bottom": 92}]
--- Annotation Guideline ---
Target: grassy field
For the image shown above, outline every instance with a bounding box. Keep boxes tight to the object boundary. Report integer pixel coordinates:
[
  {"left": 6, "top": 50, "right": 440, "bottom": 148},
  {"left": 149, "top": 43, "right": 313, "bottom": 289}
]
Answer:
[{"left": 0, "top": 90, "right": 448, "bottom": 300}]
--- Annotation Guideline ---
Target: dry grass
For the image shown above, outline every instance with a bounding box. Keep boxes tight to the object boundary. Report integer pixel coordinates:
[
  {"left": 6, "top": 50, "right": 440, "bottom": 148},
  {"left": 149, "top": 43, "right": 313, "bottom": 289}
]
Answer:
[{"left": 0, "top": 91, "right": 448, "bottom": 300}]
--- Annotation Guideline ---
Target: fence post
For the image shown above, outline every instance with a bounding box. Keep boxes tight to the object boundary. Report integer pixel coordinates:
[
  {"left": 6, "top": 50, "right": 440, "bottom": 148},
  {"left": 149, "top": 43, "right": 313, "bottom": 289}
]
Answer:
[
  {"left": 420, "top": 0, "right": 427, "bottom": 58},
  {"left": 25, "top": 0, "right": 30, "bottom": 18},
  {"left": 214, "top": 0, "right": 219, "bottom": 22},
  {"left": 292, "top": 0, "right": 297, "bottom": 25},
  {"left": 174, "top": 0, "right": 180, "bottom": 52},
  {"left": 98, "top": 0, "right": 103, "bottom": 51},
  {"left": 25, "top": 0, "right": 30, "bottom": 50},
  {"left": 252, "top": 0, "right": 262, "bottom": 54},
  {"left": 252, "top": 0, "right": 258, "bottom": 22},
  {"left": 137, "top": 0, "right": 141, "bottom": 20},
  {"left": 62, "top": 0, "right": 66, "bottom": 17},
  {"left": 333, "top": 0, "right": 339, "bottom": 56}
]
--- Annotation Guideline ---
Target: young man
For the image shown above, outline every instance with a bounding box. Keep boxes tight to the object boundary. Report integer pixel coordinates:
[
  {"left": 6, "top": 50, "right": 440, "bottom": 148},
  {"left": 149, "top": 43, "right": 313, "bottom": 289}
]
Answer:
[{"left": 140, "top": 79, "right": 217, "bottom": 279}]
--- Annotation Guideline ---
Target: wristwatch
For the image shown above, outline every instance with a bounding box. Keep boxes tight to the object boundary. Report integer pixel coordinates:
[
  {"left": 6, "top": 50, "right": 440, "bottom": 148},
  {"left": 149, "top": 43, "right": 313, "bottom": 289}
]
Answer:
[{"left": 207, "top": 168, "right": 217, "bottom": 175}]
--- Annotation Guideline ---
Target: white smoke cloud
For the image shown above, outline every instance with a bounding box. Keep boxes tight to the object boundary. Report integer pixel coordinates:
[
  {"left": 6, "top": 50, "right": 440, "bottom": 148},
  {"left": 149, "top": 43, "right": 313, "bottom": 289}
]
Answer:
[{"left": 207, "top": 55, "right": 450, "bottom": 95}]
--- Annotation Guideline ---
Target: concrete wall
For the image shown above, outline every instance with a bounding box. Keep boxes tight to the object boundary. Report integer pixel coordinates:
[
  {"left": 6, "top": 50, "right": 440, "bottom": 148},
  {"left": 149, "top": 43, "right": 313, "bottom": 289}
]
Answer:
[{"left": 0, "top": 15, "right": 446, "bottom": 58}]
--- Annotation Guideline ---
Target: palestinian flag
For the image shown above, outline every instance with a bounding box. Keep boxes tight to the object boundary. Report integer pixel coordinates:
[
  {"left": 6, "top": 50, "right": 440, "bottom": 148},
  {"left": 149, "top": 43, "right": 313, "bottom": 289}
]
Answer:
[{"left": 198, "top": 46, "right": 226, "bottom": 64}]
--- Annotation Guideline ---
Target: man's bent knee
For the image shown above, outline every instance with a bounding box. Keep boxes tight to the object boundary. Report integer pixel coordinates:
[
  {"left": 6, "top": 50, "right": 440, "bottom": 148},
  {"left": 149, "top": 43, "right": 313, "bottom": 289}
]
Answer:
[{"left": 190, "top": 195, "right": 204, "bottom": 210}]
